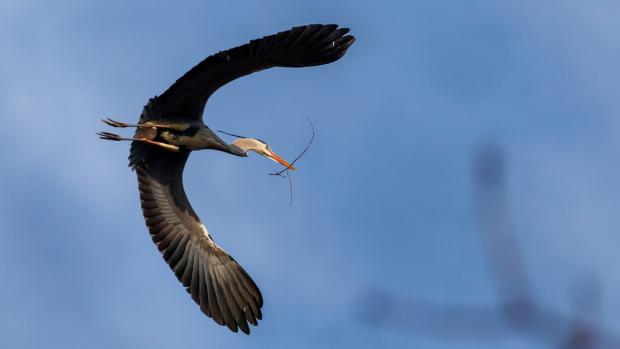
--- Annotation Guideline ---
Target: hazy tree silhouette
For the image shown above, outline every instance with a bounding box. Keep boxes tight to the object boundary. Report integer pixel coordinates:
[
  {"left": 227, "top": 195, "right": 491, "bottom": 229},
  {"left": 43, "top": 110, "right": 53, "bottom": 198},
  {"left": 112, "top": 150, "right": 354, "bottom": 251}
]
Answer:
[{"left": 359, "top": 143, "right": 618, "bottom": 348}]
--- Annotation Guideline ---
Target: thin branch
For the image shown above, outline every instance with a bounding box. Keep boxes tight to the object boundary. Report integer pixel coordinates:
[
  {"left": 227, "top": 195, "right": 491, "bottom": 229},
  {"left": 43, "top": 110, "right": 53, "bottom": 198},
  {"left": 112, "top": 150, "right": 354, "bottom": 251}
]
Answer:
[
  {"left": 269, "top": 118, "right": 315, "bottom": 177},
  {"left": 269, "top": 118, "right": 315, "bottom": 207},
  {"left": 287, "top": 171, "right": 293, "bottom": 207}
]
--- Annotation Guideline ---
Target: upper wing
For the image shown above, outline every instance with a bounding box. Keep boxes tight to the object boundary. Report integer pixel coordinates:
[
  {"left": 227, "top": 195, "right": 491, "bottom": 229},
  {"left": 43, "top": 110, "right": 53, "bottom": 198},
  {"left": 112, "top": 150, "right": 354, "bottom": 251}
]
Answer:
[
  {"left": 153, "top": 24, "right": 355, "bottom": 120},
  {"left": 134, "top": 147, "right": 263, "bottom": 334}
]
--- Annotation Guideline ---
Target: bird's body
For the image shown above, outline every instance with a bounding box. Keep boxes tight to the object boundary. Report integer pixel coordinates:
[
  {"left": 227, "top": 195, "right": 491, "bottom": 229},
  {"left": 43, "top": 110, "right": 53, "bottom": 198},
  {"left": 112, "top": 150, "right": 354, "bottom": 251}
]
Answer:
[
  {"left": 128, "top": 118, "right": 246, "bottom": 154},
  {"left": 99, "top": 24, "right": 354, "bottom": 334}
]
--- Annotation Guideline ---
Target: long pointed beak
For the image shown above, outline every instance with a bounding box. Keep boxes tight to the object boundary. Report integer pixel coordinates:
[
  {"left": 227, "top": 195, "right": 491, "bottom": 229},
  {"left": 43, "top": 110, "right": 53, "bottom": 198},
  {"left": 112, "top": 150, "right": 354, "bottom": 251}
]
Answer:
[{"left": 267, "top": 150, "right": 296, "bottom": 171}]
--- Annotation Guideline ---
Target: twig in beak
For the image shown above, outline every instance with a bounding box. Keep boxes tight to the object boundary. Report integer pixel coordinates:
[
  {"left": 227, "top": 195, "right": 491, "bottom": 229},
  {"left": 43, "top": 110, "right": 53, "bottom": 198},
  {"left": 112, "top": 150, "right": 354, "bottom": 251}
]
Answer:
[
  {"left": 269, "top": 118, "right": 315, "bottom": 177},
  {"left": 269, "top": 118, "right": 315, "bottom": 207}
]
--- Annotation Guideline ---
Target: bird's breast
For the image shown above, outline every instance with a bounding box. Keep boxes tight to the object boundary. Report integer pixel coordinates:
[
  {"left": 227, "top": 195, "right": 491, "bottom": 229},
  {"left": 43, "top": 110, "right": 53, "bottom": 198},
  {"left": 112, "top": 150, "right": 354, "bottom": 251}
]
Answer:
[
  {"left": 134, "top": 126, "right": 158, "bottom": 140},
  {"left": 159, "top": 130, "right": 206, "bottom": 150}
]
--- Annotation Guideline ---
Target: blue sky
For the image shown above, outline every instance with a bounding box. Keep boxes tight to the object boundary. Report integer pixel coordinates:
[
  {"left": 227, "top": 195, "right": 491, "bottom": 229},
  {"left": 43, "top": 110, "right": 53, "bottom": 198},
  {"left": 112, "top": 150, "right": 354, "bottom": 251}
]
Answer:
[{"left": 2, "top": 1, "right": 620, "bottom": 348}]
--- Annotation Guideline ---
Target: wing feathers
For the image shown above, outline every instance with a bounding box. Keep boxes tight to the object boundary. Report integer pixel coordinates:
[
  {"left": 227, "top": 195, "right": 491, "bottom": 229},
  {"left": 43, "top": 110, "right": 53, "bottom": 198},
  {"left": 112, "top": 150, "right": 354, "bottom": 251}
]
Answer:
[
  {"left": 180, "top": 243, "right": 196, "bottom": 287},
  {"left": 151, "top": 24, "right": 354, "bottom": 120},
  {"left": 212, "top": 265, "right": 236, "bottom": 331},
  {"left": 171, "top": 239, "right": 190, "bottom": 276},
  {"left": 134, "top": 149, "right": 263, "bottom": 334},
  {"left": 224, "top": 272, "right": 253, "bottom": 329},
  {"left": 190, "top": 245, "right": 202, "bottom": 306},
  {"left": 166, "top": 233, "right": 189, "bottom": 266},
  {"left": 229, "top": 269, "right": 260, "bottom": 322},
  {"left": 199, "top": 255, "right": 215, "bottom": 322},
  {"left": 289, "top": 25, "right": 322, "bottom": 48}
]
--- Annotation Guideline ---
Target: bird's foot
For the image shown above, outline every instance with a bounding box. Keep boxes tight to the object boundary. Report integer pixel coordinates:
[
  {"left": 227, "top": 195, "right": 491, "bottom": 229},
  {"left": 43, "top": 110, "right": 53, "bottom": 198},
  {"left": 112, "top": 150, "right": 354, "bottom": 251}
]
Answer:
[
  {"left": 97, "top": 131, "right": 124, "bottom": 141},
  {"left": 102, "top": 118, "right": 132, "bottom": 128}
]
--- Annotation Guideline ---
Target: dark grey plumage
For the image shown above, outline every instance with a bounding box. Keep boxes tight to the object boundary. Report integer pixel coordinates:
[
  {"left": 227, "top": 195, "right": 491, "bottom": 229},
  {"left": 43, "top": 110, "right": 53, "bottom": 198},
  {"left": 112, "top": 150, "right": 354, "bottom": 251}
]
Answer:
[
  {"left": 124, "top": 24, "right": 354, "bottom": 334},
  {"left": 136, "top": 148, "right": 262, "bottom": 333}
]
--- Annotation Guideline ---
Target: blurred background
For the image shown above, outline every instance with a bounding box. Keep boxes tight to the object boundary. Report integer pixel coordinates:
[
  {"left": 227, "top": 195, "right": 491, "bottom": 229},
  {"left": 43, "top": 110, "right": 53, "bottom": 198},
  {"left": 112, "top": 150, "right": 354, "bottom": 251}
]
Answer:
[{"left": 2, "top": 1, "right": 620, "bottom": 348}]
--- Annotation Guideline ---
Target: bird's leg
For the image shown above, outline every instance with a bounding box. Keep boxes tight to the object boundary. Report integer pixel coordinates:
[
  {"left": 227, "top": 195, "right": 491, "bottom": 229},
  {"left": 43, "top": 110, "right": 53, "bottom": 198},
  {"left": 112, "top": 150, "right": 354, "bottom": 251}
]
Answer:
[
  {"left": 97, "top": 131, "right": 180, "bottom": 152},
  {"left": 102, "top": 118, "right": 189, "bottom": 131}
]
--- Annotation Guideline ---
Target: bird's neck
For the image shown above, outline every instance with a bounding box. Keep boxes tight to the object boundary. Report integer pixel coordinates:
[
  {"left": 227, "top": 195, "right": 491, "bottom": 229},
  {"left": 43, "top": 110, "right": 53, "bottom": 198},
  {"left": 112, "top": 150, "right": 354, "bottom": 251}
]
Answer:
[
  {"left": 227, "top": 142, "right": 249, "bottom": 157},
  {"left": 198, "top": 128, "right": 247, "bottom": 157},
  {"left": 231, "top": 138, "right": 261, "bottom": 154}
]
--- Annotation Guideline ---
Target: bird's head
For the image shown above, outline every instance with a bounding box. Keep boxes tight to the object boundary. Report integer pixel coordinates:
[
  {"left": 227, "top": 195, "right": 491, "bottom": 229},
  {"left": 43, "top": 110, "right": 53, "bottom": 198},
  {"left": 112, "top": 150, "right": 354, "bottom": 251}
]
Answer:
[{"left": 232, "top": 138, "right": 296, "bottom": 171}]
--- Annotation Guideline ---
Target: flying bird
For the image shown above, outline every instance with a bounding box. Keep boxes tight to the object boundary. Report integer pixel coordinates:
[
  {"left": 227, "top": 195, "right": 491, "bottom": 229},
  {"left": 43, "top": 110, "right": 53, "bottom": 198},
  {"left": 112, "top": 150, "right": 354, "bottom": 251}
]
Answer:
[{"left": 98, "top": 24, "right": 355, "bottom": 334}]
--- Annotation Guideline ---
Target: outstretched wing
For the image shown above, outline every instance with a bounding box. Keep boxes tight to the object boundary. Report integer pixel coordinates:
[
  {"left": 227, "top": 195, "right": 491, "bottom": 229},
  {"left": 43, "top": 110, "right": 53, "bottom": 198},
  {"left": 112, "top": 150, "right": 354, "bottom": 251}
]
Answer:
[
  {"left": 153, "top": 24, "right": 355, "bottom": 120},
  {"left": 134, "top": 148, "right": 263, "bottom": 334}
]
